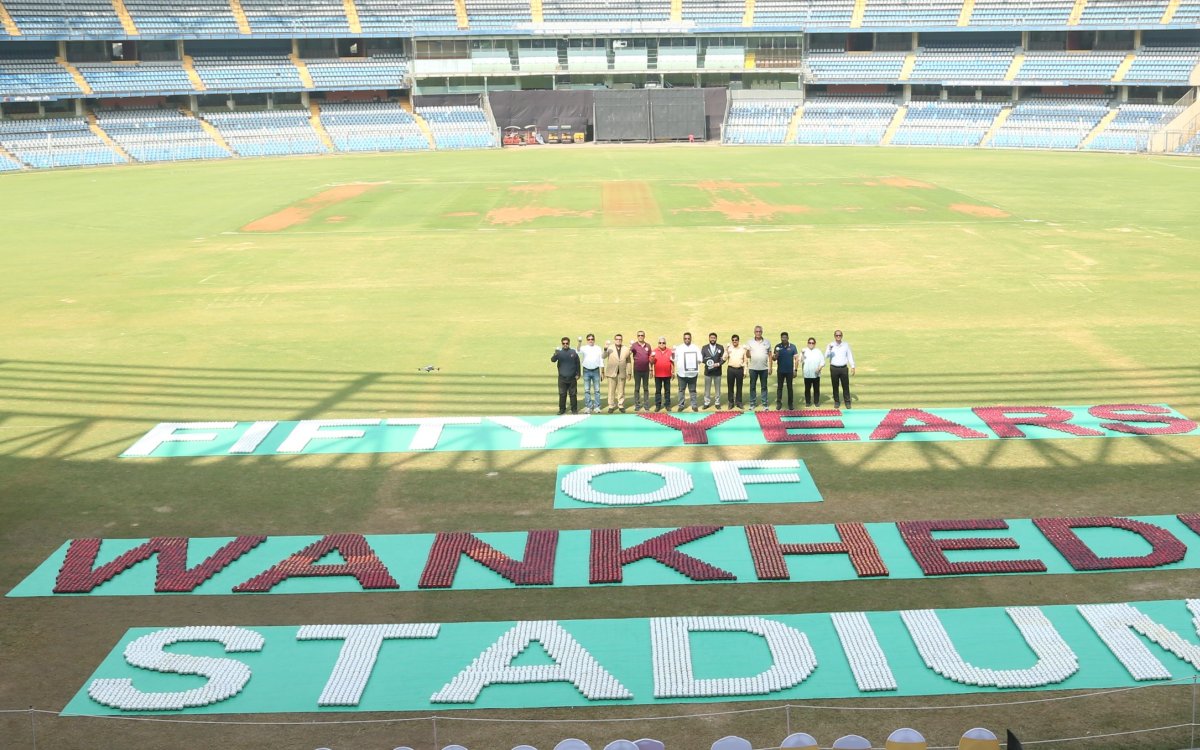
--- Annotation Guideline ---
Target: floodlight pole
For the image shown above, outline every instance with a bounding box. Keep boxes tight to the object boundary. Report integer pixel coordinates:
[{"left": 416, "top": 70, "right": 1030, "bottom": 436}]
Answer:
[
  {"left": 432, "top": 715, "right": 440, "bottom": 750},
  {"left": 28, "top": 706, "right": 37, "bottom": 750},
  {"left": 785, "top": 703, "right": 792, "bottom": 736}
]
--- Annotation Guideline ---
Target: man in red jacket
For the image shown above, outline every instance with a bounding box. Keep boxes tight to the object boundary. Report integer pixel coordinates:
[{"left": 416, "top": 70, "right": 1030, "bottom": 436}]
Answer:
[{"left": 649, "top": 336, "right": 674, "bottom": 412}]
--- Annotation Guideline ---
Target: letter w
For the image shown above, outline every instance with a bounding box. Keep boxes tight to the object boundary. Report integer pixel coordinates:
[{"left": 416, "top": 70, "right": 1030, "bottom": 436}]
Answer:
[{"left": 54, "top": 536, "right": 267, "bottom": 593}]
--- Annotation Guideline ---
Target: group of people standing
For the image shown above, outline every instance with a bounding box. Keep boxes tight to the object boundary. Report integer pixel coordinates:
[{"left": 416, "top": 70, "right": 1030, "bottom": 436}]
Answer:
[{"left": 551, "top": 327, "right": 856, "bottom": 414}]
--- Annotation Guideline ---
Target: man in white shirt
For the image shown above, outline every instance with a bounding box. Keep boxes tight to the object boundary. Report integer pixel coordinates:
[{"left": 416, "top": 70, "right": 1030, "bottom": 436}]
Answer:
[
  {"left": 673, "top": 331, "right": 702, "bottom": 412},
  {"left": 578, "top": 333, "right": 604, "bottom": 414},
  {"left": 746, "top": 325, "right": 772, "bottom": 411},
  {"left": 826, "top": 329, "right": 856, "bottom": 409},
  {"left": 801, "top": 336, "right": 825, "bottom": 407}
]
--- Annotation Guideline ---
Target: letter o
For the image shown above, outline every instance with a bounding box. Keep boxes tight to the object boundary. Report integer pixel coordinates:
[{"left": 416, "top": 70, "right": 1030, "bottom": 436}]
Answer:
[{"left": 561, "top": 463, "right": 693, "bottom": 506}]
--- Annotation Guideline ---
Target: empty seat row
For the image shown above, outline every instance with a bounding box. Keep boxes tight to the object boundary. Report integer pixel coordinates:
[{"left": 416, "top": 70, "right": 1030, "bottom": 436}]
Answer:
[{"left": 318, "top": 100, "right": 431, "bottom": 151}]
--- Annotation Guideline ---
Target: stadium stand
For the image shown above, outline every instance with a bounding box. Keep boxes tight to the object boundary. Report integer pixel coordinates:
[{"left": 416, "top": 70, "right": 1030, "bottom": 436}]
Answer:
[
  {"left": 238, "top": 0, "right": 351, "bottom": 34},
  {"left": 805, "top": 51, "right": 907, "bottom": 81},
  {"left": 682, "top": 0, "right": 746, "bottom": 28},
  {"left": 190, "top": 54, "right": 305, "bottom": 92},
  {"left": 751, "top": 0, "right": 806, "bottom": 26},
  {"left": 94, "top": 107, "right": 231, "bottom": 161},
  {"left": 722, "top": 99, "right": 801, "bottom": 144},
  {"left": 3, "top": 0, "right": 124, "bottom": 37},
  {"left": 1, "top": 0, "right": 1199, "bottom": 169},
  {"left": 0, "top": 116, "right": 125, "bottom": 168},
  {"left": 1178, "top": 130, "right": 1200, "bottom": 153},
  {"left": 1173, "top": 0, "right": 1200, "bottom": 22},
  {"left": 1085, "top": 102, "right": 1184, "bottom": 150},
  {"left": 541, "top": 0, "right": 671, "bottom": 24},
  {"left": 987, "top": 96, "right": 1109, "bottom": 150},
  {"left": 968, "top": 0, "right": 1074, "bottom": 26},
  {"left": 318, "top": 101, "right": 431, "bottom": 151},
  {"left": 414, "top": 104, "right": 496, "bottom": 149},
  {"left": 305, "top": 54, "right": 410, "bottom": 89},
  {"left": 799, "top": 0, "right": 855, "bottom": 26},
  {"left": 75, "top": 62, "right": 196, "bottom": 96},
  {"left": 0, "top": 57, "right": 83, "bottom": 98},
  {"left": 1079, "top": 0, "right": 1169, "bottom": 25},
  {"left": 0, "top": 150, "right": 22, "bottom": 170},
  {"left": 464, "top": 0, "right": 532, "bottom": 30},
  {"left": 1121, "top": 46, "right": 1200, "bottom": 84},
  {"left": 861, "top": 0, "right": 961, "bottom": 28},
  {"left": 200, "top": 109, "right": 329, "bottom": 156},
  {"left": 1014, "top": 51, "right": 1127, "bottom": 83},
  {"left": 122, "top": 0, "right": 241, "bottom": 35},
  {"left": 792, "top": 95, "right": 898, "bottom": 145},
  {"left": 908, "top": 46, "right": 1016, "bottom": 83},
  {"left": 890, "top": 100, "right": 1006, "bottom": 147}
]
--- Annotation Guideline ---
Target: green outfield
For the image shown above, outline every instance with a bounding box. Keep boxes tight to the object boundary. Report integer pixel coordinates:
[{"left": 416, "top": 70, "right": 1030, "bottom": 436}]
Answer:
[{"left": 1, "top": 146, "right": 1199, "bottom": 749}]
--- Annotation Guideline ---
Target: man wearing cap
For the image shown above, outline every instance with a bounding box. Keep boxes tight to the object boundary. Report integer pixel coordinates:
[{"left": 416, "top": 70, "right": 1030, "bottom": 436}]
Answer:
[
  {"left": 630, "top": 330, "right": 653, "bottom": 412},
  {"left": 550, "top": 336, "right": 580, "bottom": 415},
  {"left": 649, "top": 336, "right": 674, "bottom": 412}
]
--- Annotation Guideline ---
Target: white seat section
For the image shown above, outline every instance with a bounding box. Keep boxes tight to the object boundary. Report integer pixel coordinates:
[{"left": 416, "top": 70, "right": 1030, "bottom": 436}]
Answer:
[
  {"left": 95, "top": 107, "right": 231, "bottom": 162},
  {"left": 200, "top": 109, "right": 328, "bottom": 157},
  {"left": 414, "top": 104, "right": 497, "bottom": 149},
  {"left": 0, "top": 116, "right": 125, "bottom": 169},
  {"left": 793, "top": 95, "right": 898, "bottom": 146},
  {"left": 891, "top": 100, "right": 1005, "bottom": 148},
  {"left": 988, "top": 96, "right": 1109, "bottom": 150},
  {"left": 723, "top": 99, "right": 802, "bottom": 145},
  {"left": 319, "top": 101, "right": 432, "bottom": 152},
  {"left": 1085, "top": 103, "right": 1183, "bottom": 152}
]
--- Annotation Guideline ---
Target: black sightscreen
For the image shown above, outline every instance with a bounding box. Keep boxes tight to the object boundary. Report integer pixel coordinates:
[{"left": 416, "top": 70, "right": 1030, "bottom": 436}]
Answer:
[
  {"left": 648, "top": 88, "right": 706, "bottom": 141},
  {"left": 594, "top": 90, "right": 651, "bottom": 142}
]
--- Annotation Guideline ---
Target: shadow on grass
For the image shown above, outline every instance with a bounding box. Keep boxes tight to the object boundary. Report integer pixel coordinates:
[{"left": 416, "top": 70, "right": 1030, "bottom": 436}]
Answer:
[{"left": 0, "top": 358, "right": 1196, "bottom": 463}]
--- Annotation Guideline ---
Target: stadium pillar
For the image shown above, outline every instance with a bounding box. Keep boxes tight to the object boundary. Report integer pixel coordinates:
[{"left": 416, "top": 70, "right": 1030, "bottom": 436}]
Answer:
[
  {"left": 189, "top": 94, "right": 197, "bottom": 111},
  {"left": 903, "top": 84, "right": 911, "bottom": 101},
  {"left": 301, "top": 91, "right": 311, "bottom": 107},
  {"left": 176, "top": 39, "right": 184, "bottom": 58}
]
